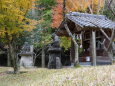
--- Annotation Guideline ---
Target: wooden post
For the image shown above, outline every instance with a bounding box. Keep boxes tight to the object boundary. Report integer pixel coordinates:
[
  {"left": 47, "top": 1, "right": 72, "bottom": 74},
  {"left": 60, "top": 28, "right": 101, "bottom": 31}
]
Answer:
[
  {"left": 108, "top": 51, "right": 113, "bottom": 64},
  {"left": 70, "top": 37, "right": 79, "bottom": 66},
  {"left": 91, "top": 30, "right": 97, "bottom": 66},
  {"left": 42, "top": 46, "right": 45, "bottom": 68}
]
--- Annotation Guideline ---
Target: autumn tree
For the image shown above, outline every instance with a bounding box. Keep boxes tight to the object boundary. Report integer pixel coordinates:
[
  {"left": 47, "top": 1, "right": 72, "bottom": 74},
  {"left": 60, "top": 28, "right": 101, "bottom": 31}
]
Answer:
[
  {"left": 103, "top": 0, "right": 115, "bottom": 20},
  {"left": 0, "top": 0, "right": 36, "bottom": 73},
  {"left": 52, "top": 0, "right": 63, "bottom": 28},
  {"left": 52, "top": 0, "right": 105, "bottom": 29}
]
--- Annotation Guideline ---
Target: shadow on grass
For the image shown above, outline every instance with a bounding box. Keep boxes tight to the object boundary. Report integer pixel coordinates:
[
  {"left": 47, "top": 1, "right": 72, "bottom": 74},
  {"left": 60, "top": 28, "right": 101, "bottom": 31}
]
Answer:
[{"left": 6, "top": 71, "right": 28, "bottom": 74}]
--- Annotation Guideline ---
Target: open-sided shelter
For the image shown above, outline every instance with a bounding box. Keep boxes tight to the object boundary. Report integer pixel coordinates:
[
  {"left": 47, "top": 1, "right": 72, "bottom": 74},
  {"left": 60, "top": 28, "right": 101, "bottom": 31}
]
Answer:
[{"left": 57, "top": 12, "right": 115, "bottom": 65}]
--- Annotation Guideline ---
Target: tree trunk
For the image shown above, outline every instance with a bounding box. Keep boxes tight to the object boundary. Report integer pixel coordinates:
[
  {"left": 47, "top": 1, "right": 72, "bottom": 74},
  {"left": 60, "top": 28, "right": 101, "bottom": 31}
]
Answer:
[
  {"left": 32, "top": 0, "right": 35, "bottom": 18},
  {"left": 8, "top": 43, "right": 19, "bottom": 74},
  {"left": 63, "top": 0, "right": 66, "bottom": 18},
  {"left": 7, "top": 49, "right": 11, "bottom": 67},
  {"left": 42, "top": 46, "right": 45, "bottom": 68}
]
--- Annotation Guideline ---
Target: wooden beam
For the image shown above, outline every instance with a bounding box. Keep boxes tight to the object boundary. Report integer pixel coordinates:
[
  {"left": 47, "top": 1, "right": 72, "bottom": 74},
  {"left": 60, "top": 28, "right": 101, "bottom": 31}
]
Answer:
[
  {"left": 98, "top": 39, "right": 107, "bottom": 51},
  {"left": 64, "top": 23, "right": 79, "bottom": 65},
  {"left": 100, "top": 29, "right": 110, "bottom": 41},
  {"left": 107, "top": 29, "right": 115, "bottom": 51},
  {"left": 80, "top": 18, "right": 115, "bottom": 52},
  {"left": 91, "top": 30, "right": 97, "bottom": 66},
  {"left": 64, "top": 24, "right": 78, "bottom": 45},
  {"left": 76, "top": 17, "right": 111, "bottom": 41}
]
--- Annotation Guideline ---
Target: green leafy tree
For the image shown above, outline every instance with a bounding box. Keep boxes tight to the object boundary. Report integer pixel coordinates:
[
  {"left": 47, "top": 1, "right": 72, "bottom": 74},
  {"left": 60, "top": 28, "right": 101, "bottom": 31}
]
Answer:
[
  {"left": 29, "top": 0, "right": 56, "bottom": 48},
  {"left": 60, "top": 37, "right": 71, "bottom": 51}
]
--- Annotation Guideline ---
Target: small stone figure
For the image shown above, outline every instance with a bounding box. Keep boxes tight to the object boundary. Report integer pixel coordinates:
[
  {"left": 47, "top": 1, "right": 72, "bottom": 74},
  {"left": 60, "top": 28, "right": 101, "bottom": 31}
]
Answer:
[{"left": 48, "top": 33, "right": 62, "bottom": 69}]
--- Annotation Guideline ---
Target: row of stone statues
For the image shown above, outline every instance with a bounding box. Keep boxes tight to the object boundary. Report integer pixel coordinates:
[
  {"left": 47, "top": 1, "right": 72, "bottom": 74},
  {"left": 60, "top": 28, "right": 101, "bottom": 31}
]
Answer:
[{"left": 19, "top": 33, "right": 62, "bottom": 69}]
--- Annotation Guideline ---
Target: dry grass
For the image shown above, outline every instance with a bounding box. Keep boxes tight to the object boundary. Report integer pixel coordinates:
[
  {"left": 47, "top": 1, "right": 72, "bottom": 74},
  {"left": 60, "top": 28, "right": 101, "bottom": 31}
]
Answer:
[{"left": 0, "top": 65, "right": 115, "bottom": 86}]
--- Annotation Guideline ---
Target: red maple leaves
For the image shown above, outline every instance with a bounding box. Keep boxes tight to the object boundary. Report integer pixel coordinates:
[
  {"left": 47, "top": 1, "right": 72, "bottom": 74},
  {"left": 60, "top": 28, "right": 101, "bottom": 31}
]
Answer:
[{"left": 52, "top": 0, "right": 63, "bottom": 28}]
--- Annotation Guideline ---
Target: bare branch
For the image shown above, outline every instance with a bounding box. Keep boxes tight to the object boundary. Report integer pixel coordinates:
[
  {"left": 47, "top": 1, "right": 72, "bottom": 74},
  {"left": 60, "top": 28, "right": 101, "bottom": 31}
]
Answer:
[
  {"left": 107, "top": 0, "right": 115, "bottom": 16},
  {"left": 97, "top": 0, "right": 101, "bottom": 14},
  {"left": 88, "top": 5, "right": 93, "bottom": 14}
]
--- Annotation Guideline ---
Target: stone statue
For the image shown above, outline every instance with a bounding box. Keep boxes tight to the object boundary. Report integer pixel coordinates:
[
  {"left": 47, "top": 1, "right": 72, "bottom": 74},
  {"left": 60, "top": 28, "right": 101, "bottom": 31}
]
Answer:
[
  {"left": 48, "top": 33, "right": 62, "bottom": 69},
  {"left": 21, "top": 42, "right": 30, "bottom": 53},
  {"left": 52, "top": 33, "right": 60, "bottom": 42},
  {"left": 19, "top": 42, "right": 34, "bottom": 68}
]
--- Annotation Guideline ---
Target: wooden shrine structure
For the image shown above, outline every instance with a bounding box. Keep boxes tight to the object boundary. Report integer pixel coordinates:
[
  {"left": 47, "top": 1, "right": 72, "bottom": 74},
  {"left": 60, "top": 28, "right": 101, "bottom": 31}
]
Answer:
[{"left": 56, "top": 12, "right": 115, "bottom": 66}]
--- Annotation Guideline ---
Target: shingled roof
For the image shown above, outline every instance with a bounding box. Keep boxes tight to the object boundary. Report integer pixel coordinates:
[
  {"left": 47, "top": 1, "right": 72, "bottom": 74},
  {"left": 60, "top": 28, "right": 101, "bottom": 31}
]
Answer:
[{"left": 65, "top": 12, "right": 115, "bottom": 29}]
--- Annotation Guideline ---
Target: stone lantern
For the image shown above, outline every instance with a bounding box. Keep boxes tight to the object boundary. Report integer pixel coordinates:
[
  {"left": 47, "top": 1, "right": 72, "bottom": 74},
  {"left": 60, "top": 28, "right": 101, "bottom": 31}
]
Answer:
[
  {"left": 48, "top": 33, "right": 62, "bottom": 69},
  {"left": 19, "top": 42, "right": 34, "bottom": 68}
]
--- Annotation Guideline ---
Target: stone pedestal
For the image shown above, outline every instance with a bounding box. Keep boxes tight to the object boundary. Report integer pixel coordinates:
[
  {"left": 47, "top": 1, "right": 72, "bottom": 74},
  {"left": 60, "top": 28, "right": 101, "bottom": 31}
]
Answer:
[
  {"left": 20, "top": 53, "right": 33, "bottom": 68},
  {"left": 48, "top": 42, "right": 62, "bottom": 69},
  {"left": 19, "top": 44, "right": 34, "bottom": 68}
]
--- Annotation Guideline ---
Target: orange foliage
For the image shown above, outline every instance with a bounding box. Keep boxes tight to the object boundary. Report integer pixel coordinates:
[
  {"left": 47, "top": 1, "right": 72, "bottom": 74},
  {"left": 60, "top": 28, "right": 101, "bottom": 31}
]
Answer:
[
  {"left": 66, "top": 0, "right": 90, "bottom": 12},
  {"left": 52, "top": 0, "right": 104, "bottom": 28},
  {"left": 67, "top": 0, "right": 104, "bottom": 13},
  {"left": 52, "top": 0, "right": 63, "bottom": 28},
  {"left": 89, "top": 0, "right": 104, "bottom": 14}
]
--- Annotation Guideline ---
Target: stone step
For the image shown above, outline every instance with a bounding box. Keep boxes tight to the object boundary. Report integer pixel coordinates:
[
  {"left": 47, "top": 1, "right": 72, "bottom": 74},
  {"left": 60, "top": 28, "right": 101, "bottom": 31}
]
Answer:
[
  {"left": 97, "top": 62, "right": 111, "bottom": 65},
  {"left": 80, "top": 62, "right": 91, "bottom": 66}
]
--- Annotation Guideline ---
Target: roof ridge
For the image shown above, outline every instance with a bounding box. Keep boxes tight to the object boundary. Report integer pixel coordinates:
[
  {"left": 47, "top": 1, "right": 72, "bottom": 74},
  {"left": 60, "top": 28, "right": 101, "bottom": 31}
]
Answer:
[{"left": 68, "top": 12, "right": 106, "bottom": 20}]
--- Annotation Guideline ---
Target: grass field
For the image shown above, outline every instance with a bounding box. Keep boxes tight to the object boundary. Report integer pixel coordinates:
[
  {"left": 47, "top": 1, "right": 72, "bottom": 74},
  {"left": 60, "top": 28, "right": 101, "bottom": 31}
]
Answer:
[{"left": 0, "top": 65, "right": 115, "bottom": 86}]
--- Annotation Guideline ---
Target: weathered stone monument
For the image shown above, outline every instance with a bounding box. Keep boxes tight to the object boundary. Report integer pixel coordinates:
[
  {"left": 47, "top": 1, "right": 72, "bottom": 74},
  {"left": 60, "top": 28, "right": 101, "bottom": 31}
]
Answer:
[
  {"left": 48, "top": 33, "right": 62, "bottom": 69},
  {"left": 19, "top": 42, "right": 34, "bottom": 68}
]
